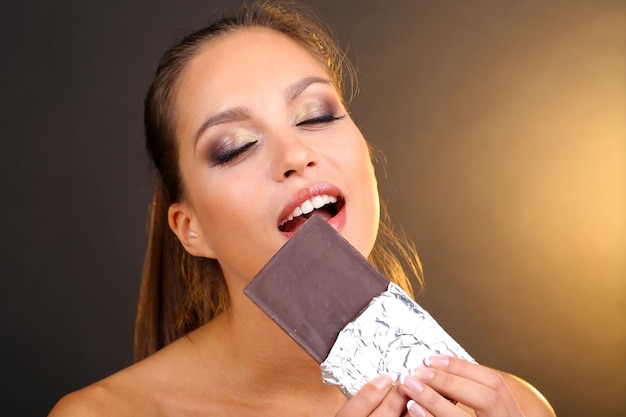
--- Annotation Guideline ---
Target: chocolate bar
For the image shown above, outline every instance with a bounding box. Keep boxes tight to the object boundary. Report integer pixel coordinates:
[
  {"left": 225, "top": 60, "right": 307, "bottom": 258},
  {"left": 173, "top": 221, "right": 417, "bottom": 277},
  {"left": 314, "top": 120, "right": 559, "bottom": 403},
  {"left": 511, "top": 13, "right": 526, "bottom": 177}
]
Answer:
[
  {"left": 243, "top": 215, "right": 388, "bottom": 363},
  {"left": 244, "top": 215, "right": 475, "bottom": 396}
]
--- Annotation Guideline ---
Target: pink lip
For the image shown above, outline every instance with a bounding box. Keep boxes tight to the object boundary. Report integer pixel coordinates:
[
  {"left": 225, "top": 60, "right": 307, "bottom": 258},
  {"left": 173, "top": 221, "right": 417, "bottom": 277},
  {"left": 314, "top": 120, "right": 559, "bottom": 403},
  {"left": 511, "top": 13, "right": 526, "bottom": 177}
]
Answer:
[{"left": 278, "top": 182, "right": 346, "bottom": 236}]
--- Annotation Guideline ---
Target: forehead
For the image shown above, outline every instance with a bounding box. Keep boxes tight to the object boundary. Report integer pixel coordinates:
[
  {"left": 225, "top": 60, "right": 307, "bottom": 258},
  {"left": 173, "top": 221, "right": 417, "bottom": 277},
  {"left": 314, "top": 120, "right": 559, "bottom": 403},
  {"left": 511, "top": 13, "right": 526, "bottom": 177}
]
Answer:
[{"left": 176, "top": 27, "right": 330, "bottom": 105}]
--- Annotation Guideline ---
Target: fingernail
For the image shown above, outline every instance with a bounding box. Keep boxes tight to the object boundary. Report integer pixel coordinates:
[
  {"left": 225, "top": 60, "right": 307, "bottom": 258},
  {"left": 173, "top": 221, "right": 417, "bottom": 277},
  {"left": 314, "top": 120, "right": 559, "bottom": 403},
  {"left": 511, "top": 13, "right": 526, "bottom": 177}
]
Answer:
[
  {"left": 426, "top": 355, "right": 450, "bottom": 368},
  {"left": 412, "top": 367, "right": 434, "bottom": 381},
  {"left": 407, "top": 400, "right": 427, "bottom": 417},
  {"left": 371, "top": 374, "right": 392, "bottom": 389},
  {"left": 403, "top": 375, "right": 424, "bottom": 393},
  {"left": 399, "top": 371, "right": 411, "bottom": 385}
]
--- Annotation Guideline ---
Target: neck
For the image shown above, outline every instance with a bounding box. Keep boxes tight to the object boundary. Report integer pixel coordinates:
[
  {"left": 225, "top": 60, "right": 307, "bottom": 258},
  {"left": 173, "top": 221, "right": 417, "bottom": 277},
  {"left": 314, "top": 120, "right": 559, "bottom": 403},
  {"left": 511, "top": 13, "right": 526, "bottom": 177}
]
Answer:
[{"left": 190, "top": 291, "right": 336, "bottom": 399}]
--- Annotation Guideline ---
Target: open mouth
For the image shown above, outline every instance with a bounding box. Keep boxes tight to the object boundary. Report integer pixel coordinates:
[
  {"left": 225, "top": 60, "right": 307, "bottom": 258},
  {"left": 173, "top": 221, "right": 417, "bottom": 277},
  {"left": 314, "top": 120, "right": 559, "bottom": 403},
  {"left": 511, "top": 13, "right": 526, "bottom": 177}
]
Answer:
[{"left": 279, "top": 194, "right": 344, "bottom": 233}]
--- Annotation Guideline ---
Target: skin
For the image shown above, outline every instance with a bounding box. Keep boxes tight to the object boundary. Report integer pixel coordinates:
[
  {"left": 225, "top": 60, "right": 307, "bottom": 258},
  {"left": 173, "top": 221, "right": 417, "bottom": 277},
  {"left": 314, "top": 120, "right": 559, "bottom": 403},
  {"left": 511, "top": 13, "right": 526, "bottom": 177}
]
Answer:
[
  {"left": 168, "top": 27, "right": 380, "bottom": 301},
  {"left": 48, "top": 28, "right": 556, "bottom": 417}
]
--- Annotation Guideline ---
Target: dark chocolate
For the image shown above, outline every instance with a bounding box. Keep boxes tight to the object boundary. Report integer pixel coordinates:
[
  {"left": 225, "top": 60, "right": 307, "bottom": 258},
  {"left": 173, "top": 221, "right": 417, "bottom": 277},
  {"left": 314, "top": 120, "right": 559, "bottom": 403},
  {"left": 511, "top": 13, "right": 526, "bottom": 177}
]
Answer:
[{"left": 244, "top": 215, "right": 389, "bottom": 363}]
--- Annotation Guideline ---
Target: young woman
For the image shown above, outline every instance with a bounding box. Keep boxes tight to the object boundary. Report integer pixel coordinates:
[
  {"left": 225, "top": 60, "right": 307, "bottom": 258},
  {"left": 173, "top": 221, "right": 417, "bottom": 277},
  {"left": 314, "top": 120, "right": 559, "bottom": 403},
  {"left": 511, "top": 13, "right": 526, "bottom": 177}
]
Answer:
[{"left": 50, "top": 2, "right": 555, "bottom": 416}]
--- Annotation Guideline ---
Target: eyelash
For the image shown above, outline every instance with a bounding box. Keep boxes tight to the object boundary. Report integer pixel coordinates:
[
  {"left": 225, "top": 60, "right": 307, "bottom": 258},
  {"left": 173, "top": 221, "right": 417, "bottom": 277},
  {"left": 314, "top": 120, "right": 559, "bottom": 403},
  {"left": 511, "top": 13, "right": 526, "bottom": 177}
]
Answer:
[
  {"left": 210, "top": 113, "right": 343, "bottom": 166},
  {"left": 212, "top": 140, "right": 258, "bottom": 166},
  {"left": 296, "top": 114, "right": 344, "bottom": 126}
]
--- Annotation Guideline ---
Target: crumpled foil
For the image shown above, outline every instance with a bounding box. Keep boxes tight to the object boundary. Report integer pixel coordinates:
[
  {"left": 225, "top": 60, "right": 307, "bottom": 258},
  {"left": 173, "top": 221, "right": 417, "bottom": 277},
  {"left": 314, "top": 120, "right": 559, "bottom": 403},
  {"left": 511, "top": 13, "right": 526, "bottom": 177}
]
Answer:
[{"left": 320, "top": 282, "right": 476, "bottom": 397}]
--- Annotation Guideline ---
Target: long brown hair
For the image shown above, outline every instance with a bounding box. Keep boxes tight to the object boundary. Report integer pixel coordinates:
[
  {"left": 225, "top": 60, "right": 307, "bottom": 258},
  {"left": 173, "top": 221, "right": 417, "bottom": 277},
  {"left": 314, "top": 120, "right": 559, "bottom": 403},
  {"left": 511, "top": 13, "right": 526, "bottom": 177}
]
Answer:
[{"left": 135, "top": 0, "right": 423, "bottom": 362}]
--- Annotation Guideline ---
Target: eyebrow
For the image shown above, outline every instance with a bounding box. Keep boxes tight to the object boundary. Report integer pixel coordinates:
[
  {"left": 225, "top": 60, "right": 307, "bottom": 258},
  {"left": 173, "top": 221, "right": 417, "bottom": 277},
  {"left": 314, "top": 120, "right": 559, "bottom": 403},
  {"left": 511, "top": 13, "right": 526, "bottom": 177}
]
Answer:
[
  {"left": 193, "top": 106, "right": 251, "bottom": 147},
  {"left": 193, "top": 76, "right": 333, "bottom": 148},
  {"left": 284, "top": 76, "right": 333, "bottom": 101}
]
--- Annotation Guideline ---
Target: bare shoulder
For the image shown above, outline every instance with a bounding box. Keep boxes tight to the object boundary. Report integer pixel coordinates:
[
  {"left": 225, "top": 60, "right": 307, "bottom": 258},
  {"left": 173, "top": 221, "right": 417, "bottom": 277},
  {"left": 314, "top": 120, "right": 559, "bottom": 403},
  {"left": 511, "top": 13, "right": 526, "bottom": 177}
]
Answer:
[
  {"left": 49, "top": 383, "right": 121, "bottom": 417},
  {"left": 47, "top": 333, "right": 214, "bottom": 417},
  {"left": 500, "top": 371, "right": 556, "bottom": 417},
  {"left": 47, "top": 359, "right": 160, "bottom": 417}
]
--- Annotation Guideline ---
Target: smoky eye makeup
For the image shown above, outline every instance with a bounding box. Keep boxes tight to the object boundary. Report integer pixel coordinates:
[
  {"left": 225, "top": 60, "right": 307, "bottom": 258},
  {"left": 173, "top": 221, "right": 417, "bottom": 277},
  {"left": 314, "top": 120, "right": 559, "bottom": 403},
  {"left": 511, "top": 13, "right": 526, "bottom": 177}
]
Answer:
[
  {"left": 293, "top": 98, "right": 345, "bottom": 127},
  {"left": 207, "top": 129, "right": 259, "bottom": 167}
]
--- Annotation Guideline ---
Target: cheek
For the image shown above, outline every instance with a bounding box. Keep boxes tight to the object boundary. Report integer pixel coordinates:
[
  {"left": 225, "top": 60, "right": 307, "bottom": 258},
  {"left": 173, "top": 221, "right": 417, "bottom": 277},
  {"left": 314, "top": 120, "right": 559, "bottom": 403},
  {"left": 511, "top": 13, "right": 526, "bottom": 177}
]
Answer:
[
  {"left": 354, "top": 141, "right": 379, "bottom": 198},
  {"left": 185, "top": 165, "right": 277, "bottom": 264},
  {"left": 190, "top": 171, "right": 260, "bottom": 229},
  {"left": 365, "top": 159, "right": 381, "bottom": 244},
  {"left": 342, "top": 137, "right": 381, "bottom": 255},
  {"left": 334, "top": 129, "right": 379, "bottom": 203}
]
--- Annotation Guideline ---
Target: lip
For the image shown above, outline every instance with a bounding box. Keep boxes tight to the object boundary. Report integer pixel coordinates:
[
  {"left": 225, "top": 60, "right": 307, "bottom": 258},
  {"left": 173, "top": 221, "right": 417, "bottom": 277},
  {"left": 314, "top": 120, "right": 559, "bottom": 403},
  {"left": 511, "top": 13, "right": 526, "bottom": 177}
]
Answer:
[{"left": 278, "top": 182, "right": 346, "bottom": 237}]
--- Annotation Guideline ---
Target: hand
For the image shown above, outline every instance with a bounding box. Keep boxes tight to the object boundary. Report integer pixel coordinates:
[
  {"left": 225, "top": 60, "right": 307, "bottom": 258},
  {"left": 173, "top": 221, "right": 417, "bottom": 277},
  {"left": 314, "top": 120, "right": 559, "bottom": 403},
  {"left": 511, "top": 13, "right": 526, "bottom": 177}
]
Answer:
[
  {"left": 334, "top": 374, "right": 409, "bottom": 417},
  {"left": 399, "top": 356, "right": 524, "bottom": 417}
]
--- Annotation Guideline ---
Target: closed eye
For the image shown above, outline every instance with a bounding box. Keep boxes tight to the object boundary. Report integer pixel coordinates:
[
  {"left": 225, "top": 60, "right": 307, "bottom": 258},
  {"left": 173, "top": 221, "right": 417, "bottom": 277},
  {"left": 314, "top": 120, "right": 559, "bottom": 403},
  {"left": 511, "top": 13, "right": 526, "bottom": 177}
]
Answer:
[
  {"left": 211, "top": 140, "right": 258, "bottom": 166},
  {"left": 296, "top": 114, "right": 345, "bottom": 127}
]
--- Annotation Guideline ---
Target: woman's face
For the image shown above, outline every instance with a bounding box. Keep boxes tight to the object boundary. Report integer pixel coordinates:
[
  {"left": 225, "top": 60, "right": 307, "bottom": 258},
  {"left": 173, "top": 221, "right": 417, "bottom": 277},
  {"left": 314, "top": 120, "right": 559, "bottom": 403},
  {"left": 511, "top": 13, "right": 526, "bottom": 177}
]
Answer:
[{"left": 171, "top": 27, "right": 379, "bottom": 288}]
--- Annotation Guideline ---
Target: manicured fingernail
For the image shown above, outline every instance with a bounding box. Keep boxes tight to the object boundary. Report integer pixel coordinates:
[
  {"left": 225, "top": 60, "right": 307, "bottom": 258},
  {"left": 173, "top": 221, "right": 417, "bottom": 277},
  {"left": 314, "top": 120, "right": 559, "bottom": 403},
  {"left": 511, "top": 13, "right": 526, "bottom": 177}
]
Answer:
[
  {"left": 371, "top": 374, "right": 392, "bottom": 389},
  {"left": 412, "top": 367, "right": 434, "bottom": 381},
  {"left": 399, "top": 371, "right": 413, "bottom": 385},
  {"left": 403, "top": 375, "right": 424, "bottom": 393},
  {"left": 407, "top": 400, "right": 427, "bottom": 417},
  {"left": 426, "top": 355, "right": 450, "bottom": 368}
]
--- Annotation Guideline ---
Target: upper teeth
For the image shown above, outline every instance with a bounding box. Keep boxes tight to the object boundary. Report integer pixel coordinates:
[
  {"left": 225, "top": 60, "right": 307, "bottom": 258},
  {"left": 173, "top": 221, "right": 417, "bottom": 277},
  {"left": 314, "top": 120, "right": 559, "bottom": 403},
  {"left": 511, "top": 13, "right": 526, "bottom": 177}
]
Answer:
[{"left": 280, "top": 194, "right": 338, "bottom": 226}]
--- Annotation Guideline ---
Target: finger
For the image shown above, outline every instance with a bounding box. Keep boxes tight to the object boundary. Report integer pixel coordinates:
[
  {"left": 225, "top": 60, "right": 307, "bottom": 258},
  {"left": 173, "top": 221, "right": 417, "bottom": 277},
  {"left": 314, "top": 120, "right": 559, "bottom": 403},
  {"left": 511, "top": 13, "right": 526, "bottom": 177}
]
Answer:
[
  {"left": 424, "top": 356, "right": 522, "bottom": 416},
  {"left": 400, "top": 375, "right": 466, "bottom": 417},
  {"left": 368, "top": 384, "right": 409, "bottom": 417},
  {"left": 335, "top": 374, "right": 393, "bottom": 417},
  {"left": 406, "top": 400, "right": 430, "bottom": 417},
  {"left": 426, "top": 356, "right": 501, "bottom": 388}
]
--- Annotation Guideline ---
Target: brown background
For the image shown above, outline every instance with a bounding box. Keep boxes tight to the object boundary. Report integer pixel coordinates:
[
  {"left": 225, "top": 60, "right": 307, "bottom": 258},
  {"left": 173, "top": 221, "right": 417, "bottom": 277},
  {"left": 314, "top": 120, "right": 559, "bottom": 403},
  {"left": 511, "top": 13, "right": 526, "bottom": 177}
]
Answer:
[{"left": 1, "top": 0, "right": 623, "bottom": 415}]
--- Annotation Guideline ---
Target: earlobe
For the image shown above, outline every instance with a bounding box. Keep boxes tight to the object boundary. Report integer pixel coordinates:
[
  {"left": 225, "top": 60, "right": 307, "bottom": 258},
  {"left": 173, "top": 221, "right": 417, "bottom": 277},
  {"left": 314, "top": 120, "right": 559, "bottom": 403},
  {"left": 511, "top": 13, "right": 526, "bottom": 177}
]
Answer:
[{"left": 167, "top": 203, "right": 216, "bottom": 259}]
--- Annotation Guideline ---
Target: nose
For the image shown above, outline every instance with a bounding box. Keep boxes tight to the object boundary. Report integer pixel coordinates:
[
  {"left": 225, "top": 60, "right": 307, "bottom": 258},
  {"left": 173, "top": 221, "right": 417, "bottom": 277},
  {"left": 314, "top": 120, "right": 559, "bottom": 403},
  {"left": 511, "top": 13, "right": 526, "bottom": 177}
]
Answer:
[{"left": 271, "top": 135, "right": 319, "bottom": 181}]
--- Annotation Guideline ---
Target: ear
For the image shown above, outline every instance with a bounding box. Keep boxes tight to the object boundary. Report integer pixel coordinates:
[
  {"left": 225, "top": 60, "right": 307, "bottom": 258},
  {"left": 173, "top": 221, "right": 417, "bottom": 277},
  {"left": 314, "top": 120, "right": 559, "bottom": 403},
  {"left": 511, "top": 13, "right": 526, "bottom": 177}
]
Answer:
[{"left": 167, "top": 202, "right": 216, "bottom": 259}]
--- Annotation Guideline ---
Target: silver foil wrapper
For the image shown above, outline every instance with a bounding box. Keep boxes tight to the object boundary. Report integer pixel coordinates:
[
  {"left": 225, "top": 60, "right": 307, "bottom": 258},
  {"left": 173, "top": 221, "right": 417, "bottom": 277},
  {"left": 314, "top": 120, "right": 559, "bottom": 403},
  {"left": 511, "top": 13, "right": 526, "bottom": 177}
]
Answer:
[{"left": 320, "top": 283, "right": 476, "bottom": 397}]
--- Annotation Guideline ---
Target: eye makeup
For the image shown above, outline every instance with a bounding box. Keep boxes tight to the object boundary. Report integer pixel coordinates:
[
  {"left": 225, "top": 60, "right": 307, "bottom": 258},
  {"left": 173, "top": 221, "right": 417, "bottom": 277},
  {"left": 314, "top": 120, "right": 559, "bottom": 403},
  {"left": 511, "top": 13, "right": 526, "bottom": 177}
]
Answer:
[
  {"left": 207, "top": 129, "right": 259, "bottom": 166},
  {"left": 293, "top": 98, "right": 345, "bottom": 128},
  {"left": 296, "top": 114, "right": 344, "bottom": 127},
  {"left": 202, "top": 91, "right": 345, "bottom": 167}
]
